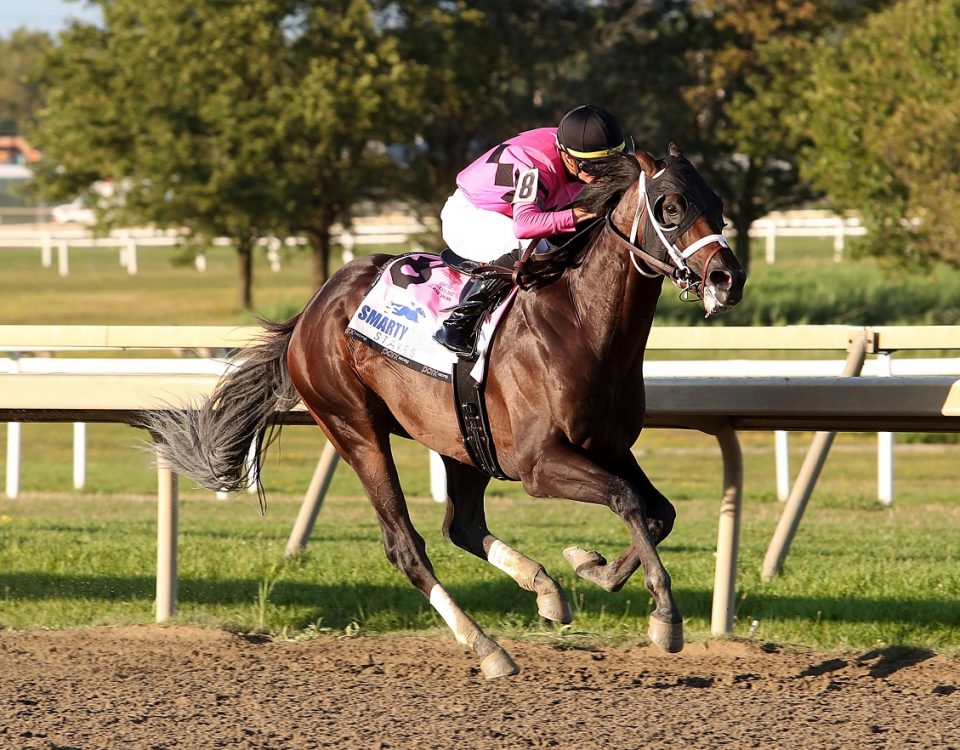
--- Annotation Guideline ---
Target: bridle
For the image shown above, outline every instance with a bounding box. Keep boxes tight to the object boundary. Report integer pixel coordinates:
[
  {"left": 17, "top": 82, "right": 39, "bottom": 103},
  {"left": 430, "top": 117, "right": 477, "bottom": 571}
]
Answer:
[{"left": 604, "top": 164, "right": 729, "bottom": 297}]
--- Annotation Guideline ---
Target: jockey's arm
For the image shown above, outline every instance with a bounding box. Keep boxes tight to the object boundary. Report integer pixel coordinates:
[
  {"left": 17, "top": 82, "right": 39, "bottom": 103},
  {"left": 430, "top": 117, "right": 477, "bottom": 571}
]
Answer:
[{"left": 512, "top": 201, "right": 577, "bottom": 240}]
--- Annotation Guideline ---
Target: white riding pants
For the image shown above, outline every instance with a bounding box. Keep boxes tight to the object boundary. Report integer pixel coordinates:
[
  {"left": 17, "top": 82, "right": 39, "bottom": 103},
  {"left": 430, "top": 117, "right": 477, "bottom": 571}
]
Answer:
[{"left": 440, "top": 189, "right": 523, "bottom": 262}]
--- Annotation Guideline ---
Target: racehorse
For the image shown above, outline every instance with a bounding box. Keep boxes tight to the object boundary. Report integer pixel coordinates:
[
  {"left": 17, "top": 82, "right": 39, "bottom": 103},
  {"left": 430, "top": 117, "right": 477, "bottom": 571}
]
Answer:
[{"left": 147, "top": 144, "right": 746, "bottom": 678}]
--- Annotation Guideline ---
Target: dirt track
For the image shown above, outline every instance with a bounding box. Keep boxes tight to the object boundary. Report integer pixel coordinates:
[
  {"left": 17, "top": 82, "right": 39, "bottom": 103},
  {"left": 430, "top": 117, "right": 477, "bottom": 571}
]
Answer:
[{"left": 0, "top": 625, "right": 957, "bottom": 749}]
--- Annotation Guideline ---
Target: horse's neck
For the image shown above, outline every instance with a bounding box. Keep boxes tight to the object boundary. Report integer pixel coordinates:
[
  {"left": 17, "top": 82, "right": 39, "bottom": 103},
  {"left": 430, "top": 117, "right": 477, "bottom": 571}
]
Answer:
[{"left": 561, "top": 229, "right": 663, "bottom": 365}]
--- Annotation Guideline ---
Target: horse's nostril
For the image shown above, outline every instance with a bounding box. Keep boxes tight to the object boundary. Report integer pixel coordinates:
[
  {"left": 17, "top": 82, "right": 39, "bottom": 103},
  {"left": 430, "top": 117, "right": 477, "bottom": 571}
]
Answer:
[{"left": 709, "top": 270, "right": 732, "bottom": 288}]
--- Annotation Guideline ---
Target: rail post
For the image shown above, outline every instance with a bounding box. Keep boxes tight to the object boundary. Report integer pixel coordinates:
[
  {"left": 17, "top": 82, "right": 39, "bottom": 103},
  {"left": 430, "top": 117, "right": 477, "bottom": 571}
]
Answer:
[
  {"left": 284, "top": 441, "right": 340, "bottom": 557},
  {"left": 774, "top": 430, "right": 790, "bottom": 501},
  {"left": 712, "top": 422, "right": 744, "bottom": 635},
  {"left": 155, "top": 448, "right": 178, "bottom": 622},
  {"left": 430, "top": 451, "right": 446, "bottom": 503},
  {"left": 5, "top": 422, "right": 20, "bottom": 499},
  {"left": 877, "top": 352, "right": 894, "bottom": 505},
  {"left": 764, "top": 221, "right": 776, "bottom": 264},
  {"left": 761, "top": 329, "right": 872, "bottom": 581},
  {"left": 57, "top": 240, "right": 69, "bottom": 277},
  {"left": 73, "top": 422, "right": 86, "bottom": 489}
]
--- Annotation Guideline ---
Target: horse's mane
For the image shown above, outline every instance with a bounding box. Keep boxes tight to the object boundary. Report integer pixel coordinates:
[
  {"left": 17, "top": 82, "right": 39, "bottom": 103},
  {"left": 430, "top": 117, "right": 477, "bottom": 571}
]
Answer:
[
  {"left": 569, "top": 153, "right": 642, "bottom": 215},
  {"left": 518, "top": 155, "right": 643, "bottom": 288}
]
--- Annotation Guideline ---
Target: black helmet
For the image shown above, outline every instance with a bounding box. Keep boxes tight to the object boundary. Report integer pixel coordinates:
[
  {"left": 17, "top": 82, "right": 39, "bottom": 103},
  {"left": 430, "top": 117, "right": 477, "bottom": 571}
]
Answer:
[{"left": 557, "top": 105, "right": 625, "bottom": 160}]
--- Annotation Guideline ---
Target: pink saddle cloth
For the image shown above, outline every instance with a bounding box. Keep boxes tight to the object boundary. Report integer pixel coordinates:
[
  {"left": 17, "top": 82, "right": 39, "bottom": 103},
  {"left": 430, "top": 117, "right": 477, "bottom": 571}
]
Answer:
[{"left": 345, "top": 253, "right": 516, "bottom": 382}]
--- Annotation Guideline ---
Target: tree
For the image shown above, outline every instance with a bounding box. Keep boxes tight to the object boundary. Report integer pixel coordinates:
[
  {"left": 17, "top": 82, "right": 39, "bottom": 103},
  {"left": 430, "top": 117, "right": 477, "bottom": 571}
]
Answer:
[
  {"left": 30, "top": 0, "right": 414, "bottom": 310},
  {"left": 797, "top": 0, "right": 960, "bottom": 266},
  {"left": 572, "top": 1, "right": 700, "bottom": 146},
  {"left": 0, "top": 29, "right": 52, "bottom": 135},
  {"left": 663, "top": 0, "right": 887, "bottom": 270},
  {"left": 377, "top": 0, "right": 603, "bottom": 218},
  {"left": 270, "top": 0, "right": 416, "bottom": 289}
]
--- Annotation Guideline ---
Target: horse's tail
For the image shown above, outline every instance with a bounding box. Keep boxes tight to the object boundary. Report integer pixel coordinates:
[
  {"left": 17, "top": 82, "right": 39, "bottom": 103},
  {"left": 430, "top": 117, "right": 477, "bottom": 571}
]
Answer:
[{"left": 143, "top": 315, "right": 301, "bottom": 506}]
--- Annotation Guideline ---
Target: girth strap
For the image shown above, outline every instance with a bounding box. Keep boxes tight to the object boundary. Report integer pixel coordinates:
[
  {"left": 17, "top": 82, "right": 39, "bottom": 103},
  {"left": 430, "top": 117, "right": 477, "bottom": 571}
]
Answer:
[{"left": 452, "top": 358, "right": 510, "bottom": 481}]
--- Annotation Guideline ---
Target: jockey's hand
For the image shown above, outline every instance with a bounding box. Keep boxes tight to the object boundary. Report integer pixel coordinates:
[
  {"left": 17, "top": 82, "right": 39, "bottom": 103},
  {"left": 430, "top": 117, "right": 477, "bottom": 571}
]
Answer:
[{"left": 573, "top": 208, "right": 597, "bottom": 224}]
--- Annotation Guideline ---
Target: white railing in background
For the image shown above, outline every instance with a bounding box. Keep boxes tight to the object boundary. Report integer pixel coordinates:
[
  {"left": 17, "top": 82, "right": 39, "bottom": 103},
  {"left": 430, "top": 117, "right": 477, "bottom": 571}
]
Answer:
[
  {"left": 747, "top": 210, "right": 866, "bottom": 263},
  {"left": 2, "top": 325, "right": 959, "bottom": 634},
  {"left": 1, "top": 356, "right": 234, "bottom": 499},
  {"left": 0, "top": 209, "right": 861, "bottom": 271},
  {"left": 642, "top": 356, "right": 960, "bottom": 506},
  {"left": 0, "top": 216, "right": 436, "bottom": 276},
  {"left": 6, "top": 328, "right": 959, "bottom": 507}
]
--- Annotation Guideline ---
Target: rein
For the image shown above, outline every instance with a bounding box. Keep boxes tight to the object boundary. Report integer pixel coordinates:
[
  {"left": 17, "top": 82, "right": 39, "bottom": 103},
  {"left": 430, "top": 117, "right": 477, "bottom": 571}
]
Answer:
[{"left": 604, "top": 168, "right": 728, "bottom": 293}]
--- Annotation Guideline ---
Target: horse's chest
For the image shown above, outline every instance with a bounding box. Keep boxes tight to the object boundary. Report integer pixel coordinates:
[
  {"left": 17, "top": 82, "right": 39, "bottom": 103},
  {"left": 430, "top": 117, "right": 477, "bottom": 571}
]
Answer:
[{"left": 562, "top": 384, "right": 646, "bottom": 449}]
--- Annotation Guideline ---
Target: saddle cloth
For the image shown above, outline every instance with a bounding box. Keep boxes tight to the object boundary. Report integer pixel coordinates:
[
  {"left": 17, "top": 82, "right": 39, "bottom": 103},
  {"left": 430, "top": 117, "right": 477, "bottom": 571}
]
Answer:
[{"left": 345, "top": 253, "right": 516, "bottom": 382}]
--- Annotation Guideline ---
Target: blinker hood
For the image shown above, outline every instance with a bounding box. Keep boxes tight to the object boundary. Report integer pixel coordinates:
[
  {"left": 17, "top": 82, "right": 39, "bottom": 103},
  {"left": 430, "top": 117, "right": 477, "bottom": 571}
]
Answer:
[{"left": 641, "top": 154, "right": 724, "bottom": 264}]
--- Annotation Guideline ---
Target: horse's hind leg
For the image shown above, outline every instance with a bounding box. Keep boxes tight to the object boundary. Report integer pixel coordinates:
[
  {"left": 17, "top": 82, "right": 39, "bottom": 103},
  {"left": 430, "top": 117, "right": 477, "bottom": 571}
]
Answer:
[
  {"left": 320, "top": 418, "right": 519, "bottom": 678},
  {"left": 441, "top": 456, "right": 572, "bottom": 624}
]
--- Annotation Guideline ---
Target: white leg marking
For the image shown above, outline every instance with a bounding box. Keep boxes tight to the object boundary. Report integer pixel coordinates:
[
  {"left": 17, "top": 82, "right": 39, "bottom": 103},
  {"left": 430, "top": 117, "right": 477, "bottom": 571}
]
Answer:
[
  {"left": 429, "top": 585, "right": 474, "bottom": 646},
  {"left": 488, "top": 540, "right": 539, "bottom": 590}
]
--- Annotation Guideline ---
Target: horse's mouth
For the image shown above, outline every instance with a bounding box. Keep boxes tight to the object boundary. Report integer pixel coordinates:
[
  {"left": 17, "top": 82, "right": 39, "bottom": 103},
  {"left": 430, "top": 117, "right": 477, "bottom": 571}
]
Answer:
[{"left": 702, "top": 268, "right": 745, "bottom": 317}]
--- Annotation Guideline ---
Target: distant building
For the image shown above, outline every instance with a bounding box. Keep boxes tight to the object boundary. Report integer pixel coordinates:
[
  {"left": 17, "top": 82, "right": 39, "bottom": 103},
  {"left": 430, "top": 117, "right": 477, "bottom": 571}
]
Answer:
[{"left": 0, "top": 136, "right": 41, "bottom": 165}]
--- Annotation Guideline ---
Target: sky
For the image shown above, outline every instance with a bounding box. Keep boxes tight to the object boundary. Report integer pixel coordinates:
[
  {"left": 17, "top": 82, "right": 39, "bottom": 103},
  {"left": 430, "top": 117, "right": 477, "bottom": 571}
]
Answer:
[{"left": 0, "top": 0, "right": 101, "bottom": 37}]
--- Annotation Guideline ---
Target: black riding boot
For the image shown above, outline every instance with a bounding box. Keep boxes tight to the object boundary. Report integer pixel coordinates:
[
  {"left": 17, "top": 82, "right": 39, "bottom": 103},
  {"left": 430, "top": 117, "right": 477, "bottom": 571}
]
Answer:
[{"left": 434, "top": 277, "right": 512, "bottom": 356}]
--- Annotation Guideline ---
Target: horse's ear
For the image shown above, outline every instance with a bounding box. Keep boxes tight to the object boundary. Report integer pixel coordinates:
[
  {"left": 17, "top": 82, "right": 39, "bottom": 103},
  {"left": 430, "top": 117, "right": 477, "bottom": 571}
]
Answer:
[
  {"left": 668, "top": 142, "right": 681, "bottom": 157},
  {"left": 635, "top": 149, "right": 658, "bottom": 176}
]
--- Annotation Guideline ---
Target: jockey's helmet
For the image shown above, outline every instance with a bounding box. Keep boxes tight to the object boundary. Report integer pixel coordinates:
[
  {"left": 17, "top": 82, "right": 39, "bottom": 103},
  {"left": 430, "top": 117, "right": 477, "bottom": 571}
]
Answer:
[{"left": 556, "top": 105, "right": 626, "bottom": 164}]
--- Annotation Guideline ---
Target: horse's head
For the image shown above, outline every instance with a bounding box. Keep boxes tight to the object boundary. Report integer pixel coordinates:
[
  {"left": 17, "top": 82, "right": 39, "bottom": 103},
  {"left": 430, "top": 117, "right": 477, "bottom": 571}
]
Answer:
[{"left": 609, "top": 143, "right": 746, "bottom": 316}]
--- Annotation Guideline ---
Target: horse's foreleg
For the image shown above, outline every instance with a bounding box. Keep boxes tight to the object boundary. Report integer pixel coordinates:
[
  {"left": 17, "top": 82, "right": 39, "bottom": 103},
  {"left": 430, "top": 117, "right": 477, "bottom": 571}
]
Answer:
[
  {"left": 616, "top": 452, "right": 677, "bottom": 545},
  {"left": 441, "top": 456, "right": 571, "bottom": 623},
  {"left": 522, "top": 445, "right": 683, "bottom": 652}
]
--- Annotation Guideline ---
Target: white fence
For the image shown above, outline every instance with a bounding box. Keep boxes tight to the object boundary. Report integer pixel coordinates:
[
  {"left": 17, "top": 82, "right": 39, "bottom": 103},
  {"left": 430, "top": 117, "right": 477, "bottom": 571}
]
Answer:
[
  {"left": 0, "top": 208, "right": 858, "bottom": 272},
  {"left": 0, "top": 214, "right": 437, "bottom": 277},
  {"left": 643, "top": 356, "right": 960, "bottom": 506},
  {"left": 6, "top": 328, "right": 960, "bottom": 506},
  {"left": 2, "top": 324, "right": 959, "bottom": 633},
  {"left": 1, "top": 356, "right": 234, "bottom": 499},
  {"left": 747, "top": 210, "right": 866, "bottom": 263}
]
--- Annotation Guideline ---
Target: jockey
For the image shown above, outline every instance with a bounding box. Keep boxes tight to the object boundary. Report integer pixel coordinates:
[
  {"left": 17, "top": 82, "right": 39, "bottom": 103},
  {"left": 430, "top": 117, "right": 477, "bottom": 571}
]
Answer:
[{"left": 434, "top": 104, "right": 628, "bottom": 356}]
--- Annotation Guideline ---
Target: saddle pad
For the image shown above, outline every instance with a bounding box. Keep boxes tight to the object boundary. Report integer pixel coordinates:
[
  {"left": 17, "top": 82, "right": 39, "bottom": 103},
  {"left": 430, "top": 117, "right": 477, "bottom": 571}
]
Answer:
[{"left": 345, "top": 253, "right": 516, "bottom": 382}]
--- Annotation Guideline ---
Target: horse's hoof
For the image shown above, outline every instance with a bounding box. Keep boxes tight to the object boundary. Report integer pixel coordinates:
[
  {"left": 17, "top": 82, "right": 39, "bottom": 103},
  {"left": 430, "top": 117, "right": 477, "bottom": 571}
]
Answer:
[
  {"left": 479, "top": 649, "right": 520, "bottom": 679},
  {"left": 563, "top": 546, "right": 606, "bottom": 573},
  {"left": 537, "top": 591, "right": 573, "bottom": 624},
  {"left": 648, "top": 616, "right": 684, "bottom": 653}
]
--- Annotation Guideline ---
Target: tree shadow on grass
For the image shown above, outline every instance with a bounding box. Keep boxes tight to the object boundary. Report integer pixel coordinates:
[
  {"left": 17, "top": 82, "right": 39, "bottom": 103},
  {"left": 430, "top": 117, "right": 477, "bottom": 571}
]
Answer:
[{"left": 1, "top": 573, "right": 957, "bottom": 635}]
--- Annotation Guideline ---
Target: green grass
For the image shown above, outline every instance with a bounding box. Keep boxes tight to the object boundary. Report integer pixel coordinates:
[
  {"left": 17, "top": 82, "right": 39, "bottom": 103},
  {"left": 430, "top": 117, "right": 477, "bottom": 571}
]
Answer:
[
  {"left": 0, "top": 239, "right": 958, "bottom": 654},
  {"left": 0, "top": 424, "right": 957, "bottom": 654},
  {"left": 0, "top": 243, "right": 317, "bottom": 325}
]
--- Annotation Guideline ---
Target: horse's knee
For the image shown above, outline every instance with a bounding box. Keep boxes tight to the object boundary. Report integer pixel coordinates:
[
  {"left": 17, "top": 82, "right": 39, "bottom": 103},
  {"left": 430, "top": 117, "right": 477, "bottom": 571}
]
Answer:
[
  {"left": 645, "top": 497, "right": 676, "bottom": 544},
  {"left": 382, "top": 531, "right": 433, "bottom": 587},
  {"left": 646, "top": 512, "right": 675, "bottom": 544},
  {"left": 443, "top": 521, "right": 469, "bottom": 550}
]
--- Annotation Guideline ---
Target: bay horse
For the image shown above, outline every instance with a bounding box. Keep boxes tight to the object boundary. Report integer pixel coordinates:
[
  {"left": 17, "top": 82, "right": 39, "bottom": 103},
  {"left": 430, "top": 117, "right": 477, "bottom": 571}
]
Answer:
[{"left": 148, "top": 144, "right": 746, "bottom": 678}]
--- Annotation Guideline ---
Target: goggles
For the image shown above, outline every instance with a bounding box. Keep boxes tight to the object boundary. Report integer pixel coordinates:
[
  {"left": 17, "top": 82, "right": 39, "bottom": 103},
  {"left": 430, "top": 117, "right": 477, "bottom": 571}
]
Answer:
[{"left": 558, "top": 135, "right": 635, "bottom": 175}]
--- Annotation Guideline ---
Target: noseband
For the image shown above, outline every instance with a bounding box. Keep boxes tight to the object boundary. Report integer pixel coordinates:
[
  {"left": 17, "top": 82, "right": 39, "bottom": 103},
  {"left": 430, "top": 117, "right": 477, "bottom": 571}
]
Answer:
[{"left": 604, "top": 165, "right": 728, "bottom": 295}]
